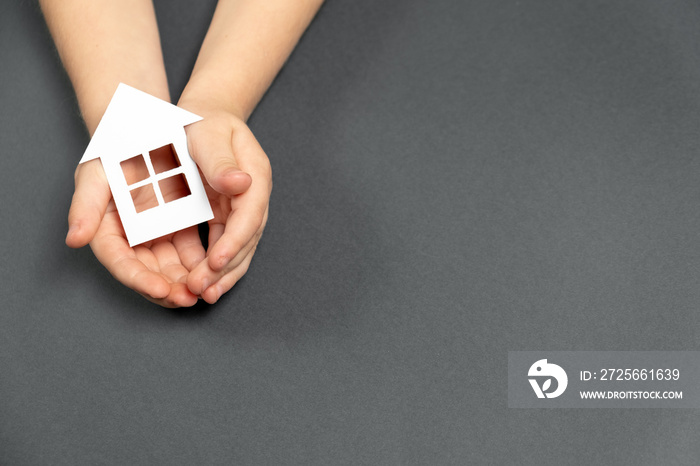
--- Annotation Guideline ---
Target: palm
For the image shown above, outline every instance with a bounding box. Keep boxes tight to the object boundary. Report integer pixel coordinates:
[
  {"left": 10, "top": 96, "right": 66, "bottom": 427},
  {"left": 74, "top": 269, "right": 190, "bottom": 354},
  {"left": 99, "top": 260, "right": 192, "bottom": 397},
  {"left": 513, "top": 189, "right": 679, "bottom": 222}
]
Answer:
[{"left": 82, "top": 157, "right": 205, "bottom": 307}]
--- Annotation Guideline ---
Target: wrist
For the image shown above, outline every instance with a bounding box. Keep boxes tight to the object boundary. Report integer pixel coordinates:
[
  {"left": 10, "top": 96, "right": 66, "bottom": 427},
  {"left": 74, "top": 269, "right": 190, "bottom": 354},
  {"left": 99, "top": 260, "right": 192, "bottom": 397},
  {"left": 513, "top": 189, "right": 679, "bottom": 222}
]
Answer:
[
  {"left": 76, "top": 77, "right": 170, "bottom": 136},
  {"left": 178, "top": 72, "right": 253, "bottom": 122}
]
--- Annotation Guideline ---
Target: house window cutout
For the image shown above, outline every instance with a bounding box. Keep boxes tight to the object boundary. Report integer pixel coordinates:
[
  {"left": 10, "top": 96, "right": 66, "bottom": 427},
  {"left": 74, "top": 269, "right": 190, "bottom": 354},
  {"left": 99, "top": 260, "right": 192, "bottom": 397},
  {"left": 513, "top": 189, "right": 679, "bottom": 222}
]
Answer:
[
  {"left": 159, "top": 173, "right": 191, "bottom": 203},
  {"left": 150, "top": 143, "right": 181, "bottom": 174},
  {"left": 130, "top": 183, "right": 159, "bottom": 213},
  {"left": 121, "top": 154, "right": 150, "bottom": 185},
  {"left": 123, "top": 146, "right": 191, "bottom": 213}
]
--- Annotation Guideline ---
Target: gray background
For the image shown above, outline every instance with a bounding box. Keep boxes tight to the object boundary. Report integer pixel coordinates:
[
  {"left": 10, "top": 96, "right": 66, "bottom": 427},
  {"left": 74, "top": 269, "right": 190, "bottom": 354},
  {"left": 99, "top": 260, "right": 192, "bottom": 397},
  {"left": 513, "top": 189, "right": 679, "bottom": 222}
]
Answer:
[{"left": 2, "top": 0, "right": 700, "bottom": 464}]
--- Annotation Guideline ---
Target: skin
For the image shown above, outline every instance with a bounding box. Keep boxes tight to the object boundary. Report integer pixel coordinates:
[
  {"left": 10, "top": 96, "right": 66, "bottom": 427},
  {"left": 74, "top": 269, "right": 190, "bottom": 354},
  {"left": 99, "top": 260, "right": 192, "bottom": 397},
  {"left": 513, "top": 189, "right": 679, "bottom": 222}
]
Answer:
[{"left": 40, "top": 0, "right": 324, "bottom": 307}]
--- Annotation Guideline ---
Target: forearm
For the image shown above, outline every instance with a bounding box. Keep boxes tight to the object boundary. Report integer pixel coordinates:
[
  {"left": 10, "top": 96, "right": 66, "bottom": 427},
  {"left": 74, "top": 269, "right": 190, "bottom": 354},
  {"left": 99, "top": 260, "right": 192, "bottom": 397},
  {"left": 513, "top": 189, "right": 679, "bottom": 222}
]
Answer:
[
  {"left": 179, "top": 0, "right": 324, "bottom": 120},
  {"left": 39, "top": 0, "right": 169, "bottom": 134}
]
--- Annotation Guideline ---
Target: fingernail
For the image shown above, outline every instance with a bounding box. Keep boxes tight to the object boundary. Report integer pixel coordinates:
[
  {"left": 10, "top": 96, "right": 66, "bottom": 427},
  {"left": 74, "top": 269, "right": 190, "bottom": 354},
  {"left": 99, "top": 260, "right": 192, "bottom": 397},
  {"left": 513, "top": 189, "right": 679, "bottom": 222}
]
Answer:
[
  {"left": 207, "top": 285, "right": 222, "bottom": 303},
  {"left": 67, "top": 224, "right": 79, "bottom": 236},
  {"left": 223, "top": 167, "right": 242, "bottom": 176},
  {"left": 218, "top": 255, "right": 230, "bottom": 269}
]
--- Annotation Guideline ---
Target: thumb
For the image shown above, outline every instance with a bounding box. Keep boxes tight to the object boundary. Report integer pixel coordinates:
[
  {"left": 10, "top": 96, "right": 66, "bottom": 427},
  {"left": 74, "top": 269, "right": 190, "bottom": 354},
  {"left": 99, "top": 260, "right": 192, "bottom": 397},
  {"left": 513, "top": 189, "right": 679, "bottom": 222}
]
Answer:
[
  {"left": 186, "top": 120, "right": 252, "bottom": 195},
  {"left": 66, "top": 160, "right": 111, "bottom": 248}
]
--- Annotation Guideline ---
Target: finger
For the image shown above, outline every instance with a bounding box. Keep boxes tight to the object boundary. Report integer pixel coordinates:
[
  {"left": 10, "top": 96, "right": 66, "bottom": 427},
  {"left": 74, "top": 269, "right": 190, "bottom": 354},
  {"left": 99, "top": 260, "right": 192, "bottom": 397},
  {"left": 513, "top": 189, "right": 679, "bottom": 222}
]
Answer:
[
  {"left": 93, "top": 245, "right": 171, "bottom": 300},
  {"left": 66, "top": 160, "right": 111, "bottom": 248},
  {"left": 157, "top": 282, "right": 199, "bottom": 308},
  {"left": 201, "top": 250, "right": 255, "bottom": 304},
  {"left": 186, "top": 120, "right": 252, "bottom": 195},
  {"left": 207, "top": 222, "right": 225, "bottom": 254},
  {"left": 207, "top": 186, "right": 269, "bottom": 272},
  {"left": 90, "top": 212, "right": 170, "bottom": 299},
  {"left": 130, "top": 247, "right": 198, "bottom": 308},
  {"left": 172, "top": 226, "right": 206, "bottom": 270},
  {"left": 141, "top": 283, "right": 199, "bottom": 308},
  {"left": 134, "top": 245, "right": 160, "bottom": 272},
  {"left": 150, "top": 240, "right": 191, "bottom": 284},
  {"left": 187, "top": 232, "right": 260, "bottom": 296}
]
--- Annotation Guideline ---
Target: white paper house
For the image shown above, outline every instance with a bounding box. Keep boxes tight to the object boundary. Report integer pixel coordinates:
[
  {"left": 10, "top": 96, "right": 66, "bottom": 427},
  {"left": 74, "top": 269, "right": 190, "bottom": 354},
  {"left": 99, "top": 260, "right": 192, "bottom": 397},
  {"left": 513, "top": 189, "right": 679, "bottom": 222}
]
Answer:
[{"left": 80, "top": 83, "right": 214, "bottom": 246}]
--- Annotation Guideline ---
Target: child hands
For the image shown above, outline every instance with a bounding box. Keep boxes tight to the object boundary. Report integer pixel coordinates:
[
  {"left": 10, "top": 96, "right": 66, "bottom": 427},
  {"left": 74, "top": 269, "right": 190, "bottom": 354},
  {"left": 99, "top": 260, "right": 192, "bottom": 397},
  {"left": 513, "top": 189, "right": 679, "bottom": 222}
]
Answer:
[
  {"left": 44, "top": 0, "right": 318, "bottom": 308},
  {"left": 65, "top": 108, "right": 271, "bottom": 307}
]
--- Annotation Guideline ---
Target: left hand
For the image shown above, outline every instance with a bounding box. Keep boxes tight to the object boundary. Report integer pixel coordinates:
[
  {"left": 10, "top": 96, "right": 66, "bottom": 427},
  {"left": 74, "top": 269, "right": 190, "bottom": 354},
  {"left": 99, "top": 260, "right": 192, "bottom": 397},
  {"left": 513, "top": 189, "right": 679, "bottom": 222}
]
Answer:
[
  {"left": 68, "top": 157, "right": 205, "bottom": 308},
  {"left": 179, "top": 108, "right": 272, "bottom": 304}
]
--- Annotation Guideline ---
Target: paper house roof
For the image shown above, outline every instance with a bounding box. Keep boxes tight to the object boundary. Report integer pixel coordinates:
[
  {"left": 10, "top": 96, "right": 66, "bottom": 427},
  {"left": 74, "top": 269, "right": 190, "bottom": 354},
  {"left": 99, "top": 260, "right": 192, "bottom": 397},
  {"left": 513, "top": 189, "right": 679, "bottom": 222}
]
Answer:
[{"left": 81, "top": 83, "right": 202, "bottom": 164}]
